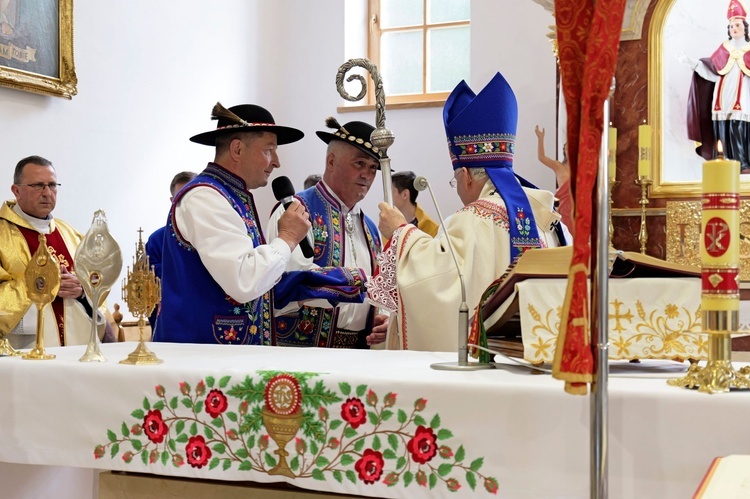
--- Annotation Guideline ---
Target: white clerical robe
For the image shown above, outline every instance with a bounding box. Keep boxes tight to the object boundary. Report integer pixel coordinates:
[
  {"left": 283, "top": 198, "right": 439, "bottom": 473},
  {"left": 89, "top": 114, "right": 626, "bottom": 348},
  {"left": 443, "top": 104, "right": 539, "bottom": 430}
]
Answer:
[{"left": 367, "top": 181, "right": 567, "bottom": 352}]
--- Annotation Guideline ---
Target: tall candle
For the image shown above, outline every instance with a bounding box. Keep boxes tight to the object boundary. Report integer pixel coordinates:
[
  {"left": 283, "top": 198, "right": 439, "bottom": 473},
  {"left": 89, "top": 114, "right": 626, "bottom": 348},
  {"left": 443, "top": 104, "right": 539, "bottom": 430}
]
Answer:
[
  {"left": 638, "top": 123, "right": 652, "bottom": 178},
  {"left": 701, "top": 144, "right": 740, "bottom": 330},
  {"left": 608, "top": 125, "right": 617, "bottom": 181}
]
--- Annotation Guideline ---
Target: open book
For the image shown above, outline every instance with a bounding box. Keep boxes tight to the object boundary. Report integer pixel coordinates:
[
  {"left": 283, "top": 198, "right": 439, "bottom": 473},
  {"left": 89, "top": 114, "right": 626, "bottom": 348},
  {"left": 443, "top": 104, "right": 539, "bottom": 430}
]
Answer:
[
  {"left": 480, "top": 246, "right": 699, "bottom": 337},
  {"left": 693, "top": 455, "right": 750, "bottom": 498}
]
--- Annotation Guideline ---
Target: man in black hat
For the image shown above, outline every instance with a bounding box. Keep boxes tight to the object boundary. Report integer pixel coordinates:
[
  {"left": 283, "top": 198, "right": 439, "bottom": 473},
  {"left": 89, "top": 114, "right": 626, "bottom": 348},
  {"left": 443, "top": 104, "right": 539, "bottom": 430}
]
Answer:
[
  {"left": 267, "top": 117, "right": 388, "bottom": 349},
  {"left": 154, "top": 103, "right": 311, "bottom": 345}
]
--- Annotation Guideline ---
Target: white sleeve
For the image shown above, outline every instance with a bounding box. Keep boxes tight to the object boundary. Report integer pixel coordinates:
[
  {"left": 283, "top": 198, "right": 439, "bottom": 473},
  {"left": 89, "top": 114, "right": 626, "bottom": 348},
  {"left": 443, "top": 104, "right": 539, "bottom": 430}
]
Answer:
[
  {"left": 694, "top": 60, "right": 720, "bottom": 82},
  {"left": 266, "top": 202, "right": 315, "bottom": 271},
  {"left": 175, "top": 187, "right": 291, "bottom": 303},
  {"left": 266, "top": 202, "right": 328, "bottom": 314}
]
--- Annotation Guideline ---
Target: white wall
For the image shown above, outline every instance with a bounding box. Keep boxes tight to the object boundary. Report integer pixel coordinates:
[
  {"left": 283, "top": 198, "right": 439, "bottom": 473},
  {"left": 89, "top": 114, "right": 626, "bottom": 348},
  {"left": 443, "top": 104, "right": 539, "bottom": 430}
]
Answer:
[{"left": 0, "top": 0, "right": 557, "bottom": 319}]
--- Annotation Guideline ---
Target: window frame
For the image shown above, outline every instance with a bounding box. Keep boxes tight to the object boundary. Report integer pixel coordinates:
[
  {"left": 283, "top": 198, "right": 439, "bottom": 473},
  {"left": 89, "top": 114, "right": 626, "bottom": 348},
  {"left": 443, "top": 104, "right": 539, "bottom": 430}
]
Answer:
[{"left": 367, "top": 0, "right": 470, "bottom": 106}]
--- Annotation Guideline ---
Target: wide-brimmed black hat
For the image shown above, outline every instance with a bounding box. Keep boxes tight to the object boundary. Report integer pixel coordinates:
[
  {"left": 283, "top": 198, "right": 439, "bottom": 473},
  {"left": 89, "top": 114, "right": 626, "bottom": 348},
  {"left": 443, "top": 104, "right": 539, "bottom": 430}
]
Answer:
[
  {"left": 315, "top": 117, "right": 381, "bottom": 162},
  {"left": 190, "top": 103, "right": 304, "bottom": 146}
]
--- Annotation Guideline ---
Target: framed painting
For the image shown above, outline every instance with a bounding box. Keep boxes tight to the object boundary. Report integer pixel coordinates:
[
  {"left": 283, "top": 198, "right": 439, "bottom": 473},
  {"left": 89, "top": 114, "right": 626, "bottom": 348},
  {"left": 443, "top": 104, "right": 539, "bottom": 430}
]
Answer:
[
  {"left": 650, "top": 0, "right": 750, "bottom": 197},
  {"left": 0, "top": 0, "right": 77, "bottom": 99}
]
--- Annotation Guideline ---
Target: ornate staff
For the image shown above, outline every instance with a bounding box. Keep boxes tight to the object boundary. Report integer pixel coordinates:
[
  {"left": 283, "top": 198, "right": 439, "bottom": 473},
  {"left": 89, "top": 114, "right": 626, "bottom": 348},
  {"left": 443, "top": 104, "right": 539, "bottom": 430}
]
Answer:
[{"left": 336, "top": 58, "right": 395, "bottom": 205}]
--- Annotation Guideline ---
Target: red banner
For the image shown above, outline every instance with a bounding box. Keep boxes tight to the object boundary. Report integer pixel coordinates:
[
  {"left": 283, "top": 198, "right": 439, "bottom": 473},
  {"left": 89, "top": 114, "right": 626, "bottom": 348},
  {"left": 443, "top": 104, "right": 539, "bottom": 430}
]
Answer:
[{"left": 552, "top": 0, "right": 627, "bottom": 395}]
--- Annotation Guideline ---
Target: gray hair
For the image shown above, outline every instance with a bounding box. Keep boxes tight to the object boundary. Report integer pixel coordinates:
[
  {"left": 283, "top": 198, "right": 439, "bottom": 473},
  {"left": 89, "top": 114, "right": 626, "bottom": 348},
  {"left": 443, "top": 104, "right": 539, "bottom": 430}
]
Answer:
[{"left": 14, "top": 156, "right": 54, "bottom": 184}]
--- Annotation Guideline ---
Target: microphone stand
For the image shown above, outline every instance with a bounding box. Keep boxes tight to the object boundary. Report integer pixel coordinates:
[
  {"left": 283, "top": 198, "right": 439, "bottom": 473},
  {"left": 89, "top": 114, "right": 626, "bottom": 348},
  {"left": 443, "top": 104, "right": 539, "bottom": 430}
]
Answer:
[{"left": 413, "top": 177, "right": 492, "bottom": 371}]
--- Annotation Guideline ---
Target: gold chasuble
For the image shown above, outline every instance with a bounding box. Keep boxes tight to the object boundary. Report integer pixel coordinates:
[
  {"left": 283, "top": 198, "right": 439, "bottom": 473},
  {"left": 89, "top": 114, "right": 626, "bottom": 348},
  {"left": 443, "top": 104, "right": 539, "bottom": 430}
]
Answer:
[{"left": 0, "top": 201, "right": 99, "bottom": 347}]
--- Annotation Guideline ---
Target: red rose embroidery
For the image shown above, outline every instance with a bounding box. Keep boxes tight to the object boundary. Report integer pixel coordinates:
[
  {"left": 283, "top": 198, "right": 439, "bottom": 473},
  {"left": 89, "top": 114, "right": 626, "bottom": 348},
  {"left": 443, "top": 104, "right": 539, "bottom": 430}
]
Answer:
[
  {"left": 354, "top": 448, "right": 384, "bottom": 484},
  {"left": 205, "top": 389, "right": 228, "bottom": 418},
  {"left": 299, "top": 320, "right": 314, "bottom": 334},
  {"left": 185, "top": 435, "right": 212, "bottom": 469},
  {"left": 340, "top": 397, "right": 367, "bottom": 429},
  {"left": 143, "top": 409, "right": 168, "bottom": 444},
  {"left": 407, "top": 425, "right": 438, "bottom": 464}
]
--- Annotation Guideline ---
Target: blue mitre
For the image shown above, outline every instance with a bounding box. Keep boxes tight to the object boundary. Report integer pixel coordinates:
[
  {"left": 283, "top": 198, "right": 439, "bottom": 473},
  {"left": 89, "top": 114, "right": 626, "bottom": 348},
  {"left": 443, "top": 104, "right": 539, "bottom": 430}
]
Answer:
[{"left": 443, "top": 72, "right": 541, "bottom": 260}]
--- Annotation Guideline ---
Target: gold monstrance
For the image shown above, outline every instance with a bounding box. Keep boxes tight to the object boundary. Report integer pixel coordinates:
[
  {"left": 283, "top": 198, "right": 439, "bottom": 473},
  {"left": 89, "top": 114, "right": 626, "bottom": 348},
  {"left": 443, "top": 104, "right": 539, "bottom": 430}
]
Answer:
[
  {"left": 120, "top": 228, "right": 162, "bottom": 365},
  {"left": 22, "top": 234, "right": 60, "bottom": 360}
]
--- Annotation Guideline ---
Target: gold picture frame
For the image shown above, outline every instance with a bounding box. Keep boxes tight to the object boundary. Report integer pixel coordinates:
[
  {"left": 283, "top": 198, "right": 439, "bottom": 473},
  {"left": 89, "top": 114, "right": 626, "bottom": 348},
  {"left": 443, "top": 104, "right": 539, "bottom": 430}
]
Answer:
[
  {"left": 0, "top": 0, "right": 77, "bottom": 99},
  {"left": 649, "top": 0, "right": 750, "bottom": 197}
]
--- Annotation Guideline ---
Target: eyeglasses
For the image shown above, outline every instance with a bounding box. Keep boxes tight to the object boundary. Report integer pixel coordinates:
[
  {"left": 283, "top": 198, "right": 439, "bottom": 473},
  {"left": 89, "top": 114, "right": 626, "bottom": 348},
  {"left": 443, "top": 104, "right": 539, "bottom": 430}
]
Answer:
[
  {"left": 448, "top": 169, "right": 464, "bottom": 189},
  {"left": 17, "top": 182, "right": 61, "bottom": 192}
]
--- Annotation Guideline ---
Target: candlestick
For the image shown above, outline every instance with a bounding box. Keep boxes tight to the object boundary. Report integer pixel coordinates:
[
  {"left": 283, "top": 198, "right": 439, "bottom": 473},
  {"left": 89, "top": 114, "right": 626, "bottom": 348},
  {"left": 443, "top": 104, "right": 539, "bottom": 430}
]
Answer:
[
  {"left": 638, "top": 122, "right": 652, "bottom": 178},
  {"left": 634, "top": 176, "right": 652, "bottom": 254},
  {"left": 668, "top": 147, "right": 750, "bottom": 392},
  {"left": 608, "top": 125, "right": 617, "bottom": 181}
]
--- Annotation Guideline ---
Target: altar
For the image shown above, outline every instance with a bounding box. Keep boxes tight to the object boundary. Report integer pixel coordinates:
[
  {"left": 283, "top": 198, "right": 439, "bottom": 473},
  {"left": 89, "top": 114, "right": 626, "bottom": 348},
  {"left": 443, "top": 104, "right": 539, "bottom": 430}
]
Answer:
[{"left": 0, "top": 342, "right": 748, "bottom": 498}]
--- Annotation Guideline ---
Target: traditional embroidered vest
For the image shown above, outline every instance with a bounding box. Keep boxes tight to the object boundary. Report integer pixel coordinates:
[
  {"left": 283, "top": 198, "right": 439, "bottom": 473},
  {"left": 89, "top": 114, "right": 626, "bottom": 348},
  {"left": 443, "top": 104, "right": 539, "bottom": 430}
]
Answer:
[
  {"left": 274, "top": 183, "right": 381, "bottom": 348},
  {"left": 155, "top": 164, "right": 273, "bottom": 345}
]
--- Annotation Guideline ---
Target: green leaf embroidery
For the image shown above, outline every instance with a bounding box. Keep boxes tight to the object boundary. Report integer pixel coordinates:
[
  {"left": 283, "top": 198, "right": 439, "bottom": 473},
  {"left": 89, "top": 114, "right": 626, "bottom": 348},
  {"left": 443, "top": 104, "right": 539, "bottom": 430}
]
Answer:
[
  {"left": 470, "top": 457, "right": 484, "bottom": 472},
  {"left": 466, "top": 470, "right": 477, "bottom": 490},
  {"left": 397, "top": 409, "right": 407, "bottom": 424},
  {"left": 437, "top": 428, "right": 453, "bottom": 440},
  {"left": 430, "top": 414, "right": 441, "bottom": 429},
  {"left": 312, "top": 469, "right": 325, "bottom": 481},
  {"left": 219, "top": 375, "right": 231, "bottom": 388},
  {"left": 438, "top": 463, "right": 453, "bottom": 477},
  {"left": 338, "top": 382, "right": 351, "bottom": 396},
  {"left": 205, "top": 376, "right": 215, "bottom": 388},
  {"left": 131, "top": 409, "right": 145, "bottom": 420},
  {"left": 403, "top": 471, "right": 414, "bottom": 487},
  {"left": 209, "top": 457, "right": 220, "bottom": 470}
]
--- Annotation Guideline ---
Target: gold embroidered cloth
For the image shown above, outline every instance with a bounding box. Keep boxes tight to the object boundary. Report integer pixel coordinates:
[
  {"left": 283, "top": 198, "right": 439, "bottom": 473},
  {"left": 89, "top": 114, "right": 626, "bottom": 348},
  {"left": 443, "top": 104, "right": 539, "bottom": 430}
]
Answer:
[{"left": 505, "top": 278, "right": 706, "bottom": 363}]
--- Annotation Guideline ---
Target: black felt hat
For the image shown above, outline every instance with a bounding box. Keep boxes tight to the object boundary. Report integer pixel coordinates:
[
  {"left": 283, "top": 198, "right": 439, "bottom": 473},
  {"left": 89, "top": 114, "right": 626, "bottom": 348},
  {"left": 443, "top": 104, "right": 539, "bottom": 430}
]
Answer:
[
  {"left": 190, "top": 103, "right": 304, "bottom": 146},
  {"left": 315, "top": 117, "right": 382, "bottom": 162}
]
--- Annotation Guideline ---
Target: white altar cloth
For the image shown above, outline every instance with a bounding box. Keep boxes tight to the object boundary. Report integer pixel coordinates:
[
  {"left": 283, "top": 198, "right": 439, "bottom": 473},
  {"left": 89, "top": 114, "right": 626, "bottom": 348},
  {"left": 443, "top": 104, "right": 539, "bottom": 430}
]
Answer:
[{"left": 0, "top": 343, "right": 747, "bottom": 499}]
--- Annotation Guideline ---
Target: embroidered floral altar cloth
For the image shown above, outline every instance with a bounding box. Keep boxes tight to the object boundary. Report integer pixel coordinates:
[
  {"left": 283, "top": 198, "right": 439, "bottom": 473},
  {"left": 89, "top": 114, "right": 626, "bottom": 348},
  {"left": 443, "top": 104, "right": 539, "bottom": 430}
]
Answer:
[
  {"left": 486, "top": 278, "right": 707, "bottom": 363},
  {"left": 0, "top": 343, "right": 747, "bottom": 498}
]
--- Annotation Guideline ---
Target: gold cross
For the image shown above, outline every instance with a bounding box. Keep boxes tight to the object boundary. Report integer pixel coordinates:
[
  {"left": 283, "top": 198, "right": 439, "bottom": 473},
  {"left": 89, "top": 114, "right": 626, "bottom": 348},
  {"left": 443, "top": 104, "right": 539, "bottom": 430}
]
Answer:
[{"left": 609, "top": 298, "right": 633, "bottom": 334}]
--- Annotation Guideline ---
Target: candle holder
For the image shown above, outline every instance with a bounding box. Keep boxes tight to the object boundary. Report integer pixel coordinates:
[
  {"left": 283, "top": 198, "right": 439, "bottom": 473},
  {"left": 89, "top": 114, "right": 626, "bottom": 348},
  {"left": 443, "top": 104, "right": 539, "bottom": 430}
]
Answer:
[
  {"left": 120, "top": 228, "right": 162, "bottom": 365},
  {"left": 608, "top": 179, "right": 618, "bottom": 246},
  {"left": 667, "top": 313, "right": 750, "bottom": 393},
  {"left": 634, "top": 176, "right": 652, "bottom": 254}
]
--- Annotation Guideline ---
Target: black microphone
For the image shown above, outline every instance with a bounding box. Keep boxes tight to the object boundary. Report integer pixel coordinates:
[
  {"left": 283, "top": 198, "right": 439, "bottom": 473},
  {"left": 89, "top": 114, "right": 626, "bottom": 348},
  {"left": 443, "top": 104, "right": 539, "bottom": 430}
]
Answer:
[{"left": 271, "top": 176, "right": 315, "bottom": 259}]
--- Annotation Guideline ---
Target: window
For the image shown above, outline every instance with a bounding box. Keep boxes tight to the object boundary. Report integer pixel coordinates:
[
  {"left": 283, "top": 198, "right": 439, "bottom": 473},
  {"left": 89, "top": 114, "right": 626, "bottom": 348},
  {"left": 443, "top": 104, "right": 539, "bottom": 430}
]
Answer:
[{"left": 368, "top": 0, "right": 470, "bottom": 106}]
